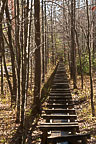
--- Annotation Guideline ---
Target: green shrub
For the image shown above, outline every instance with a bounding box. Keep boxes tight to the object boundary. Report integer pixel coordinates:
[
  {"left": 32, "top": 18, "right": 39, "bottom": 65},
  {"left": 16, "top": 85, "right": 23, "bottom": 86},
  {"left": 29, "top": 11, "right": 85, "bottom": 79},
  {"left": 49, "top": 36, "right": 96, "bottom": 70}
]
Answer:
[
  {"left": 77, "top": 54, "right": 89, "bottom": 75},
  {"left": 92, "top": 58, "right": 96, "bottom": 70}
]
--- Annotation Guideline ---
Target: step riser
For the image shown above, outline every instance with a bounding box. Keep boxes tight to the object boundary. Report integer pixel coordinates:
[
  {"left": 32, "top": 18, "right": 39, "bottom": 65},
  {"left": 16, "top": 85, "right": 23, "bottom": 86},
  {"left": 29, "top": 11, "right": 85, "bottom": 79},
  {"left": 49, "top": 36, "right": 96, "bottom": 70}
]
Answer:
[
  {"left": 40, "top": 127, "right": 79, "bottom": 132},
  {"left": 47, "top": 105, "right": 74, "bottom": 109},
  {"left": 47, "top": 101, "right": 74, "bottom": 104},
  {"left": 43, "top": 110, "right": 75, "bottom": 114}
]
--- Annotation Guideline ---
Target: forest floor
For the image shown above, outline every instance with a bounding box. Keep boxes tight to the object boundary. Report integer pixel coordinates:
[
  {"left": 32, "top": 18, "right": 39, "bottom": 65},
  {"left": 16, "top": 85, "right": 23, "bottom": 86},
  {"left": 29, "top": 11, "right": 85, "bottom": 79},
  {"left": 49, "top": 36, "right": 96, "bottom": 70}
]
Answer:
[{"left": 0, "top": 97, "right": 19, "bottom": 143}]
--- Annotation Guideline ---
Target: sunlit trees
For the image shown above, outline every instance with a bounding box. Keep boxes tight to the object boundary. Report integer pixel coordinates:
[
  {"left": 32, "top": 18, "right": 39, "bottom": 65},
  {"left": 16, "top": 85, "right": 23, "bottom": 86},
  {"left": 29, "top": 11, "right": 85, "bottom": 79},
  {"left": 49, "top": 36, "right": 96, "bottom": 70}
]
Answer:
[{"left": 0, "top": 0, "right": 96, "bottom": 142}]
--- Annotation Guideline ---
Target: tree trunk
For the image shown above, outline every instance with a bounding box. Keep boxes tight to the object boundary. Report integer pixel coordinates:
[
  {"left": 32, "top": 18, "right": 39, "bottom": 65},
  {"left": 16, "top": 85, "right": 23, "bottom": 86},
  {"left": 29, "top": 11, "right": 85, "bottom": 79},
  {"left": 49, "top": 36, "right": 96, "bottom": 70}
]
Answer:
[
  {"left": 44, "top": 2, "right": 47, "bottom": 74},
  {"left": 71, "top": 0, "right": 77, "bottom": 89},
  {"left": 93, "top": 0, "right": 96, "bottom": 59},
  {"left": 34, "top": 0, "right": 41, "bottom": 109},
  {"left": 75, "top": 29, "right": 83, "bottom": 89},
  {"left": 42, "top": 0, "right": 45, "bottom": 82},
  {"left": 27, "top": 0, "right": 33, "bottom": 91},
  {"left": 21, "top": 0, "right": 29, "bottom": 128},
  {"left": 5, "top": 4, "right": 17, "bottom": 106},
  {"left": 86, "top": 0, "right": 95, "bottom": 116},
  {"left": 0, "top": 10, "right": 3, "bottom": 94},
  {"left": 51, "top": 4, "right": 54, "bottom": 64},
  {"left": 16, "top": 0, "right": 21, "bottom": 123}
]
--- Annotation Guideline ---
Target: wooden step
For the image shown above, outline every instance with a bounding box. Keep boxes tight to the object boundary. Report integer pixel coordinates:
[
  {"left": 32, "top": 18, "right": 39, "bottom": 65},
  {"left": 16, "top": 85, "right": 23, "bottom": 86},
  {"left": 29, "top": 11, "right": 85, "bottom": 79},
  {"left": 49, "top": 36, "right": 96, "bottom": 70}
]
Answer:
[
  {"left": 54, "top": 76, "right": 67, "bottom": 78},
  {"left": 49, "top": 92, "right": 72, "bottom": 96},
  {"left": 52, "top": 84, "right": 69, "bottom": 87},
  {"left": 47, "top": 104, "right": 74, "bottom": 109},
  {"left": 55, "top": 73, "right": 66, "bottom": 75},
  {"left": 40, "top": 122, "right": 78, "bottom": 125},
  {"left": 42, "top": 114, "right": 77, "bottom": 121},
  {"left": 53, "top": 80, "right": 68, "bottom": 83},
  {"left": 50, "top": 92, "right": 71, "bottom": 94},
  {"left": 39, "top": 124, "right": 79, "bottom": 131},
  {"left": 54, "top": 78, "right": 68, "bottom": 80},
  {"left": 47, "top": 133, "right": 91, "bottom": 143},
  {"left": 48, "top": 96, "right": 72, "bottom": 99},
  {"left": 51, "top": 88, "right": 70, "bottom": 91},
  {"left": 53, "top": 80, "right": 68, "bottom": 82},
  {"left": 47, "top": 100, "right": 75, "bottom": 104},
  {"left": 43, "top": 109, "right": 76, "bottom": 114},
  {"left": 50, "top": 91, "right": 71, "bottom": 94},
  {"left": 52, "top": 88, "right": 71, "bottom": 91},
  {"left": 52, "top": 86, "right": 69, "bottom": 89},
  {"left": 53, "top": 82, "right": 69, "bottom": 85}
]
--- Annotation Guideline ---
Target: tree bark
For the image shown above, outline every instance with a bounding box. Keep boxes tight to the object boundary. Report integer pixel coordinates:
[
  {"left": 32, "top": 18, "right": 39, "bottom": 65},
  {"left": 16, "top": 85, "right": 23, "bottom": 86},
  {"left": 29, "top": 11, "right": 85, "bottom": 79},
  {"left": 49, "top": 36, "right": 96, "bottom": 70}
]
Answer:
[
  {"left": 71, "top": 0, "right": 77, "bottom": 89},
  {"left": 42, "top": 0, "right": 45, "bottom": 82},
  {"left": 5, "top": 4, "right": 17, "bottom": 106},
  {"left": 86, "top": 0, "right": 95, "bottom": 116},
  {"left": 16, "top": 0, "right": 21, "bottom": 123},
  {"left": 51, "top": 4, "right": 54, "bottom": 64},
  {"left": 34, "top": 0, "right": 41, "bottom": 109}
]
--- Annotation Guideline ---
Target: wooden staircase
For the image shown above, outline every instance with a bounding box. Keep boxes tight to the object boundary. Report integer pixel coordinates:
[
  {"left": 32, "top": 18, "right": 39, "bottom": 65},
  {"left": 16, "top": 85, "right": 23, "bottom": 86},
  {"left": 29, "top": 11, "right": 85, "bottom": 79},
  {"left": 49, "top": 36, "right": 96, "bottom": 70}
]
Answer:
[{"left": 39, "top": 61, "right": 90, "bottom": 144}]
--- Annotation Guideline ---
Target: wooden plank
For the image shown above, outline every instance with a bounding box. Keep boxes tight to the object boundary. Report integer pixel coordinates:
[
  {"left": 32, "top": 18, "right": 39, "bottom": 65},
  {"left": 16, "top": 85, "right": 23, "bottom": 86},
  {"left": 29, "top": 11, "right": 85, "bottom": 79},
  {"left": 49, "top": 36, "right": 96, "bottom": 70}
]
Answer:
[
  {"left": 52, "top": 85, "right": 69, "bottom": 88},
  {"left": 50, "top": 92, "right": 71, "bottom": 95},
  {"left": 47, "top": 133, "right": 91, "bottom": 143},
  {"left": 53, "top": 80, "right": 68, "bottom": 83},
  {"left": 53, "top": 79, "right": 68, "bottom": 81},
  {"left": 53, "top": 82, "right": 69, "bottom": 85},
  {"left": 49, "top": 93, "right": 71, "bottom": 96},
  {"left": 39, "top": 124, "right": 79, "bottom": 131},
  {"left": 51, "top": 90, "right": 70, "bottom": 93},
  {"left": 53, "top": 78, "right": 68, "bottom": 81},
  {"left": 40, "top": 122, "right": 78, "bottom": 125},
  {"left": 47, "top": 104, "right": 74, "bottom": 109},
  {"left": 43, "top": 109, "right": 76, "bottom": 114},
  {"left": 42, "top": 114, "right": 77, "bottom": 119},
  {"left": 47, "top": 100, "right": 75, "bottom": 104},
  {"left": 51, "top": 88, "right": 71, "bottom": 91},
  {"left": 48, "top": 96, "right": 72, "bottom": 99}
]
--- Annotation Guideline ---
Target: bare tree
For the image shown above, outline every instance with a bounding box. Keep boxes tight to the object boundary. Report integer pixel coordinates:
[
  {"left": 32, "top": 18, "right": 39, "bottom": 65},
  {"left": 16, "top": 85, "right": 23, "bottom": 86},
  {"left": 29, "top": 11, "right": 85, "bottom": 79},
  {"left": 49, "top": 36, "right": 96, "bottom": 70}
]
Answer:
[
  {"left": 34, "top": 0, "right": 41, "bottom": 109},
  {"left": 86, "top": 0, "right": 95, "bottom": 116}
]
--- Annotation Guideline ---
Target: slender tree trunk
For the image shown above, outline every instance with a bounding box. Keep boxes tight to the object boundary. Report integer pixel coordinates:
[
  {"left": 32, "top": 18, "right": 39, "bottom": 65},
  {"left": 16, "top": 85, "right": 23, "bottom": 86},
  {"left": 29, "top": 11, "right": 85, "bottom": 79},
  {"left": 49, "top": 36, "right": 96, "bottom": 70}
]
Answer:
[
  {"left": 27, "top": 0, "right": 33, "bottom": 91},
  {"left": 44, "top": 2, "right": 47, "bottom": 74},
  {"left": 0, "top": 1, "right": 7, "bottom": 95},
  {"left": 51, "top": 4, "right": 54, "bottom": 64},
  {"left": 34, "top": 0, "right": 41, "bottom": 109},
  {"left": 71, "top": 0, "right": 77, "bottom": 89},
  {"left": 86, "top": 0, "right": 95, "bottom": 116},
  {"left": 47, "top": 23, "right": 49, "bottom": 67},
  {"left": 93, "top": 0, "right": 96, "bottom": 59},
  {"left": 54, "top": 1, "right": 57, "bottom": 65},
  {"left": 5, "top": 4, "right": 17, "bottom": 106},
  {"left": 0, "top": 10, "right": 3, "bottom": 94},
  {"left": 21, "top": 0, "right": 29, "bottom": 127},
  {"left": 1, "top": 57, "right": 3, "bottom": 94},
  {"left": 2, "top": 35, "right": 13, "bottom": 98},
  {"left": 42, "top": 0, "right": 45, "bottom": 82},
  {"left": 16, "top": 0, "right": 21, "bottom": 123},
  {"left": 75, "top": 29, "right": 83, "bottom": 89},
  {"left": 63, "top": 0, "right": 66, "bottom": 62}
]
